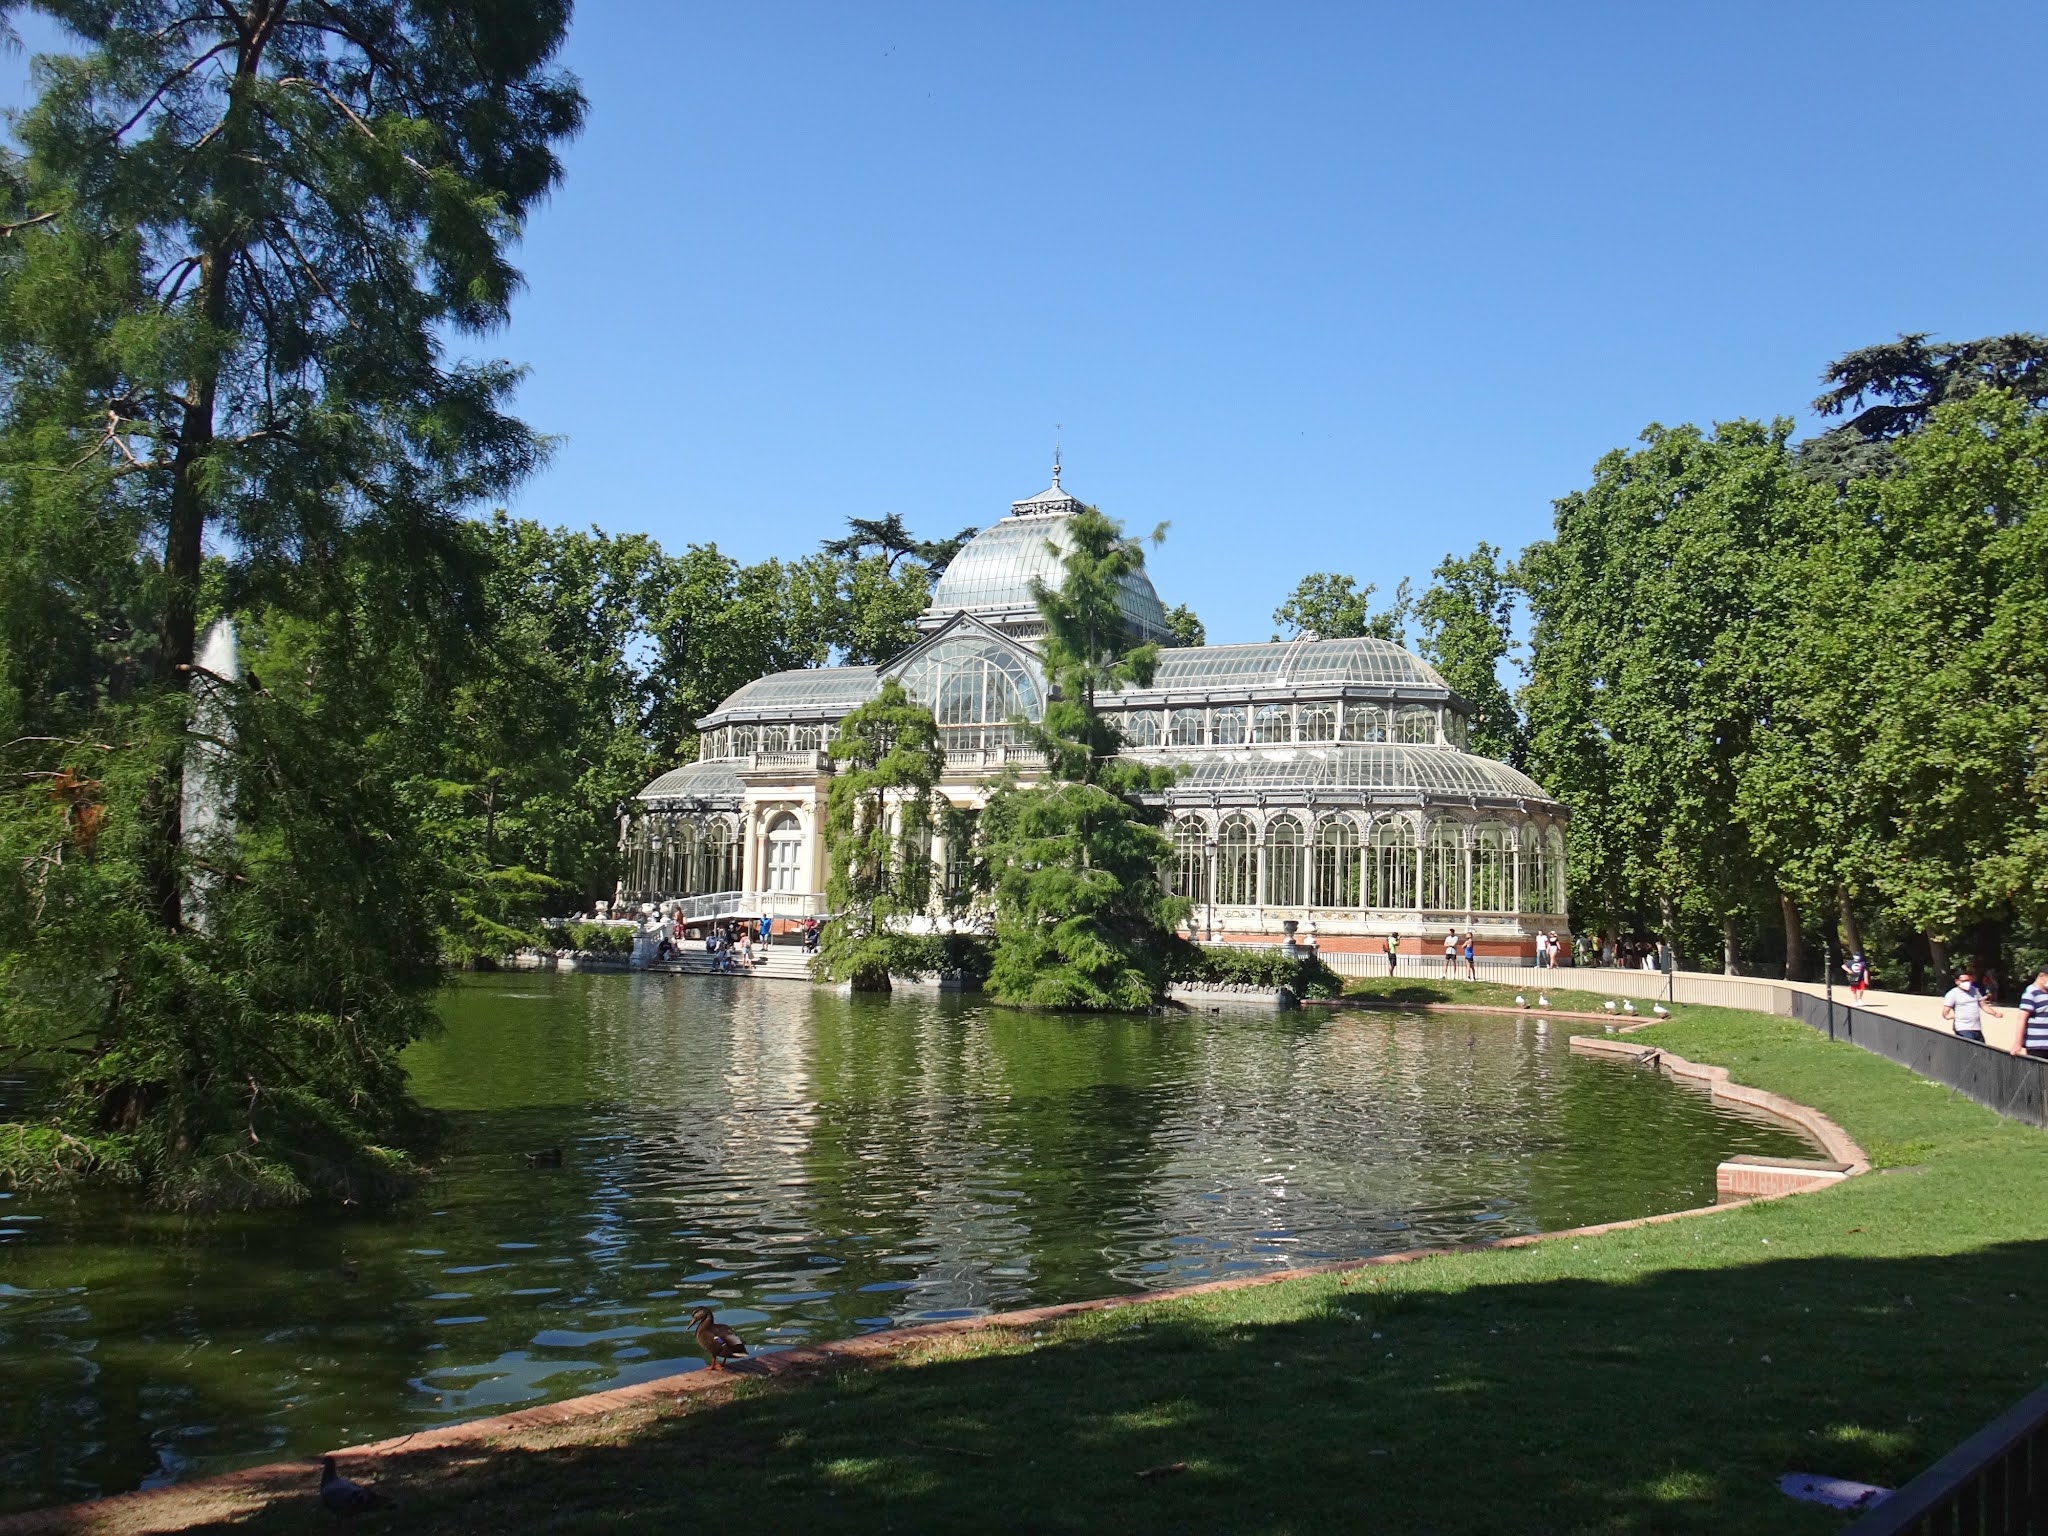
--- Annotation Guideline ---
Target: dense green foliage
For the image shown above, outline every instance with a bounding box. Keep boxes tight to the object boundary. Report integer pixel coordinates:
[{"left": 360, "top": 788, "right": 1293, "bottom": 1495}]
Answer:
[
  {"left": 1167, "top": 940, "right": 1342, "bottom": 998},
  {"left": 1799, "top": 330, "right": 2048, "bottom": 485},
  {"left": 983, "top": 507, "right": 1186, "bottom": 1009},
  {"left": 1162, "top": 601, "right": 1206, "bottom": 647},
  {"left": 0, "top": 1, "right": 584, "bottom": 1205},
  {"left": 1412, "top": 542, "right": 1523, "bottom": 764},
  {"left": 1271, "top": 571, "right": 1411, "bottom": 642},
  {"left": 814, "top": 678, "right": 947, "bottom": 990}
]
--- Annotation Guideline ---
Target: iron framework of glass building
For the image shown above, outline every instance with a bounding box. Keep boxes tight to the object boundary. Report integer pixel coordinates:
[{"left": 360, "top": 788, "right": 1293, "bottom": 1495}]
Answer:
[{"left": 620, "top": 467, "right": 1568, "bottom": 953}]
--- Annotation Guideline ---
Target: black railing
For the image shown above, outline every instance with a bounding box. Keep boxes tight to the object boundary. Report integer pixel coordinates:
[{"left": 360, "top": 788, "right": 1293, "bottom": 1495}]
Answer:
[
  {"left": 1786, "top": 993, "right": 2048, "bottom": 1131},
  {"left": 1846, "top": 1382, "right": 2048, "bottom": 1534}
]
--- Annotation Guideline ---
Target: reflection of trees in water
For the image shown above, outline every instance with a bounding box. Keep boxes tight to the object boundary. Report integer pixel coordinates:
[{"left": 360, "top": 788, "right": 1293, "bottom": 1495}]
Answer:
[{"left": 2, "top": 980, "right": 1819, "bottom": 1516}]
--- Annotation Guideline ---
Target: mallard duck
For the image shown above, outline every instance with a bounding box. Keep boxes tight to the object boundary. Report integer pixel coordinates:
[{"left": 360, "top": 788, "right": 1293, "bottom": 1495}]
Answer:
[
  {"left": 319, "top": 1456, "right": 391, "bottom": 1519},
  {"left": 524, "top": 1148, "right": 562, "bottom": 1168},
  {"left": 689, "top": 1306, "right": 748, "bottom": 1370}
]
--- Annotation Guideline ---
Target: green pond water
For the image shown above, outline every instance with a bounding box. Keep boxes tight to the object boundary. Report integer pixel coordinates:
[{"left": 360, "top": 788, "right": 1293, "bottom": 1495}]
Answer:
[{"left": 0, "top": 973, "right": 1814, "bottom": 1513}]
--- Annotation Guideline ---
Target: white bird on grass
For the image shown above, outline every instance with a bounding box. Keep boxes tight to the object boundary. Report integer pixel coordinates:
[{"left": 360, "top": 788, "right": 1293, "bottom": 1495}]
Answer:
[
  {"left": 1515, "top": 995, "right": 1528, "bottom": 1009},
  {"left": 1622, "top": 1000, "right": 1638, "bottom": 1016},
  {"left": 1538, "top": 993, "right": 1551, "bottom": 1008},
  {"left": 1603, "top": 1000, "right": 1619, "bottom": 1014},
  {"left": 1652, "top": 1004, "right": 1671, "bottom": 1019}
]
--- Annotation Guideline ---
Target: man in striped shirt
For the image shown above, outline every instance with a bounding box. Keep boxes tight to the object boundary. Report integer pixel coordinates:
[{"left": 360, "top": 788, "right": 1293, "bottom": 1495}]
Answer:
[{"left": 2012, "top": 965, "right": 2048, "bottom": 1059}]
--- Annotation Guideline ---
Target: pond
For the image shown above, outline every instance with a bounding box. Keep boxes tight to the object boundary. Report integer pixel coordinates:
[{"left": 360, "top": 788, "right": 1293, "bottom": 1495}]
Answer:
[{"left": 0, "top": 974, "right": 1814, "bottom": 1514}]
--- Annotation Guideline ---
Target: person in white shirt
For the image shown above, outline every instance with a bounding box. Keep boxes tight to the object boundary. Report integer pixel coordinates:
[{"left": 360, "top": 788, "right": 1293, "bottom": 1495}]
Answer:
[{"left": 1941, "top": 968, "right": 2003, "bottom": 1044}]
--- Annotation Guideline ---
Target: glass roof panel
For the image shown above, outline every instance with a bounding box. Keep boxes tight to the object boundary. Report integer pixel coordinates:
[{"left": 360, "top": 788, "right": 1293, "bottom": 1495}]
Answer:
[
  {"left": 706, "top": 667, "right": 880, "bottom": 717},
  {"left": 637, "top": 758, "right": 746, "bottom": 801},
  {"left": 926, "top": 512, "right": 1168, "bottom": 637},
  {"left": 1126, "top": 638, "right": 1451, "bottom": 694},
  {"left": 1149, "top": 745, "right": 1549, "bottom": 799}
]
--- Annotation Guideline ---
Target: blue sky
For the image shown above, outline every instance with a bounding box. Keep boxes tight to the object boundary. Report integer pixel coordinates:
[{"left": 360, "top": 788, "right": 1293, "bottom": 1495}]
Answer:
[{"left": 7, "top": 4, "right": 2046, "bottom": 645}]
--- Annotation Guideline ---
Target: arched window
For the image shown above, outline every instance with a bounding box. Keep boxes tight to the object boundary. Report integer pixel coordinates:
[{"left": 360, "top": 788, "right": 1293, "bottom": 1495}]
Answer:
[
  {"left": 1547, "top": 825, "right": 1567, "bottom": 913},
  {"left": 1122, "top": 710, "right": 1160, "bottom": 747},
  {"left": 1345, "top": 704, "right": 1385, "bottom": 742},
  {"left": 1298, "top": 703, "right": 1336, "bottom": 742},
  {"left": 1394, "top": 705, "right": 1437, "bottom": 745},
  {"left": 1311, "top": 816, "right": 1360, "bottom": 908},
  {"left": 1368, "top": 819, "right": 1416, "bottom": 909},
  {"left": 1423, "top": 821, "right": 1464, "bottom": 912},
  {"left": 761, "top": 724, "right": 790, "bottom": 753},
  {"left": 1171, "top": 814, "right": 1208, "bottom": 907},
  {"left": 1215, "top": 813, "right": 1257, "bottom": 905},
  {"left": 679, "top": 823, "right": 704, "bottom": 897},
  {"left": 1168, "top": 708, "right": 1204, "bottom": 747},
  {"left": 792, "top": 724, "right": 821, "bottom": 752},
  {"left": 1471, "top": 821, "right": 1513, "bottom": 913},
  {"left": 732, "top": 725, "right": 758, "bottom": 756},
  {"left": 704, "top": 821, "right": 735, "bottom": 893},
  {"left": 1445, "top": 713, "right": 1470, "bottom": 750},
  {"left": 1211, "top": 707, "right": 1247, "bottom": 746},
  {"left": 1253, "top": 705, "right": 1291, "bottom": 744},
  {"left": 765, "top": 812, "right": 804, "bottom": 893},
  {"left": 1264, "top": 815, "right": 1305, "bottom": 907},
  {"left": 896, "top": 636, "right": 1044, "bottom": 750}
]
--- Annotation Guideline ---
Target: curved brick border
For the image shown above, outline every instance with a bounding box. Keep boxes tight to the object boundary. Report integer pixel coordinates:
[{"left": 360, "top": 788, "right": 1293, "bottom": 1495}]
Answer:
[{"left": 0, "top": 1036, "right": 1868, "bottom": 1536}]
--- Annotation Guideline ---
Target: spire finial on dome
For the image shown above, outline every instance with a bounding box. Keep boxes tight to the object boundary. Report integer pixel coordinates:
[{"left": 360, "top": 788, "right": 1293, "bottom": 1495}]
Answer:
[{"left": 1051, "top": 444, "right": 1062, "bottom": 488}]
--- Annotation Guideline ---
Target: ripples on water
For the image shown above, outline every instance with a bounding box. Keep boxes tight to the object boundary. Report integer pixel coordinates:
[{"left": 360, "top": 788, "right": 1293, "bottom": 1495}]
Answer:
[{"left": 0, "top": 975, "right": 1812, "bottom": 1510}]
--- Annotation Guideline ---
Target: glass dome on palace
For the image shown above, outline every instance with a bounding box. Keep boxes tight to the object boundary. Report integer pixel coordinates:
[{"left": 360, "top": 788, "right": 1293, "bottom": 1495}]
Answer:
[{"left": 621, "top": 467, "right": 1568, "bottom": 955}]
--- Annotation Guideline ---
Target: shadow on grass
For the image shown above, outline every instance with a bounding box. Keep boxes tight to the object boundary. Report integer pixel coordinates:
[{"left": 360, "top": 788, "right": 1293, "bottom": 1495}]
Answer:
[{"left": 169, "top": 1238, "right": 2048, "bottom": 1536}]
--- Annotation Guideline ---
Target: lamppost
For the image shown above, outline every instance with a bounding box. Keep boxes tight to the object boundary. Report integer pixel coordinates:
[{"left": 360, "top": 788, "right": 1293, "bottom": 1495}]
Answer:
[{"left": 1205, "top": 834, "right": 1217, "bottom": 943}]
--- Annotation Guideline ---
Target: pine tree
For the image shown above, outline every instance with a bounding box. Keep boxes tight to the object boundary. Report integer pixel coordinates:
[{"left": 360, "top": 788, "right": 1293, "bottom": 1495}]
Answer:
[{"left": 983, "top": 508, "right": 1186, "bottom": 1009}]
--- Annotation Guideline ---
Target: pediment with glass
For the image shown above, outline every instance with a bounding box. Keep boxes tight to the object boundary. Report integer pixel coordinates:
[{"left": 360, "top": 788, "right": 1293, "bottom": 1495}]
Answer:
[{"left": 886, "top": 629, "right": 1046, "bottom": 751}]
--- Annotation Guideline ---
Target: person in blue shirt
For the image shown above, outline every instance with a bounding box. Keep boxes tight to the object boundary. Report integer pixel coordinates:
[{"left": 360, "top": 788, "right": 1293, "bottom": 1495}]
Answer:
[{"left": 2012, "top": 964, "right": 2048, "bottom": 1059}]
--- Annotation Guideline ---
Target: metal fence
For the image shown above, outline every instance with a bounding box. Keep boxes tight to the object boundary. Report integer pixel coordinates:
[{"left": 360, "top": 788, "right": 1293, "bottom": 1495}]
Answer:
[
  {"left": 1845, "top": 1381, "right": 2048, "bottom": 1534},
  {"left": 1788, "top": 992, "right": 2048, "bottom": 1132}
]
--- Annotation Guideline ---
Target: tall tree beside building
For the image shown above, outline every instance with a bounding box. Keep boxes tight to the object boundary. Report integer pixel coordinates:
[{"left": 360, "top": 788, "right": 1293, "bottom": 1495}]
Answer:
[
  {"left": 1414, "top": 543, "right": 1524, "bottom": 765},
  {"left": 1272, "top": 572, "right": 1411, "bottom": 644},
  {"left": 814, "top": 678, "right": 946, "bottom": 991},
  {"left": 0, "top": 3, "right": 582, "bottom": 1205},
  {"left": 1518, "top": 420, "right": 1823, "bottom": 972},
  {"left": 983, "top": 508, "right": 1185, "bottom": 1010}
]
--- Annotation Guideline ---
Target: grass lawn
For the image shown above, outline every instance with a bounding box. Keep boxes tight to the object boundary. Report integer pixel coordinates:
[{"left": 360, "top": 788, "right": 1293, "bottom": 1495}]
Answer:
[{"left": 207, "top": 997, "right": 2048, "bottom": 1535}]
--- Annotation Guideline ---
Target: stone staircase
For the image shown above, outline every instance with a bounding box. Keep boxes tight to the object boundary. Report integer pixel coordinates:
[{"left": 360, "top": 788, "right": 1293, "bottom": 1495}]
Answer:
[{"left": 645, "top": 944, "right": 817, "bottom": 983}]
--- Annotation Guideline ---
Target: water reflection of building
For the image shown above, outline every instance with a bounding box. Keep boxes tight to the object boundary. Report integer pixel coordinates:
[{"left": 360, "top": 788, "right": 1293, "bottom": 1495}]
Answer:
[{"left": 621, "top": 466, "right": 1569, "bottom": 959}]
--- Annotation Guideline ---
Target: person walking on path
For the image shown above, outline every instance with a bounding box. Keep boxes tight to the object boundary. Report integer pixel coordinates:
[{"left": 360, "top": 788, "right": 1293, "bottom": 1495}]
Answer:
[
  {"left": 1844, "top": 951, "right": 1871, "bottom": 1004},
  {"left": 1385, "top": 931, "right": 1400, "bottom": 976},
  {"left": 1535, "top": 931, "right": 1550, "bottom": 970},
  {"left": 1462, "top": 931, "right": 1477, "bottom": 981},
  {"left": 1441, "top": 928, "right": 1458, "bottom": 978},
  {"left": 2014, "top": 965, "right": 2048, "bottom": 1059},
  {"left": 1941, "top": 968, "right": 2002, "bottom": 1044}
]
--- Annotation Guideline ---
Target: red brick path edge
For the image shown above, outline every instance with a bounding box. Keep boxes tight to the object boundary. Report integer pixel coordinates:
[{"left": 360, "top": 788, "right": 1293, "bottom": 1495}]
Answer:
[{"left": 0, "top": 1040, "right": 1870, "bottom": 1536}]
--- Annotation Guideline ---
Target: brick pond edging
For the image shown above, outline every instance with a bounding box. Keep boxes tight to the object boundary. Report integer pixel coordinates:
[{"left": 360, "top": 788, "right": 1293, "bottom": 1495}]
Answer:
[{"left": 0, "top": 1039, "right": 1870, "bottom": 1536}]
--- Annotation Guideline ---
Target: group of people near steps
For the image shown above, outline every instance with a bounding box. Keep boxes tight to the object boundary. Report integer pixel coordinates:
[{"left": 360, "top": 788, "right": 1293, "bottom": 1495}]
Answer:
[{"left": 1941, "top": 962, "right": 2048, "bottom": 1059}]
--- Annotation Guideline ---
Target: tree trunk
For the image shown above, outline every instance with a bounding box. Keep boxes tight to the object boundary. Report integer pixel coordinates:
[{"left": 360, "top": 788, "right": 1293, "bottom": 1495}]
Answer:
[
  {"left": 1721, "top": 915, "right": 1740, "bottom": 976},
  {"left": 1780, "top": 893, "right": 1805, "bottom": 982},
  {"left": 1928, "top": 934, "right": 1949, "bottom": 976},
  {"left": 1658, "top": 894, "right": 1681, "bottom": 972},
  {"left": 1836, "top": 890, "right": 1864, "bottom": 960},
  {"left": 147, "top": 247, "right": 230, "bottom": 935}
]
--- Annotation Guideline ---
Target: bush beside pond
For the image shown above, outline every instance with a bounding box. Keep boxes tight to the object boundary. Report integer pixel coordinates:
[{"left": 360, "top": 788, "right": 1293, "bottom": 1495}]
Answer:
[{"left": 1168, "top": 940, "right": 1343, "bottom": 998}]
